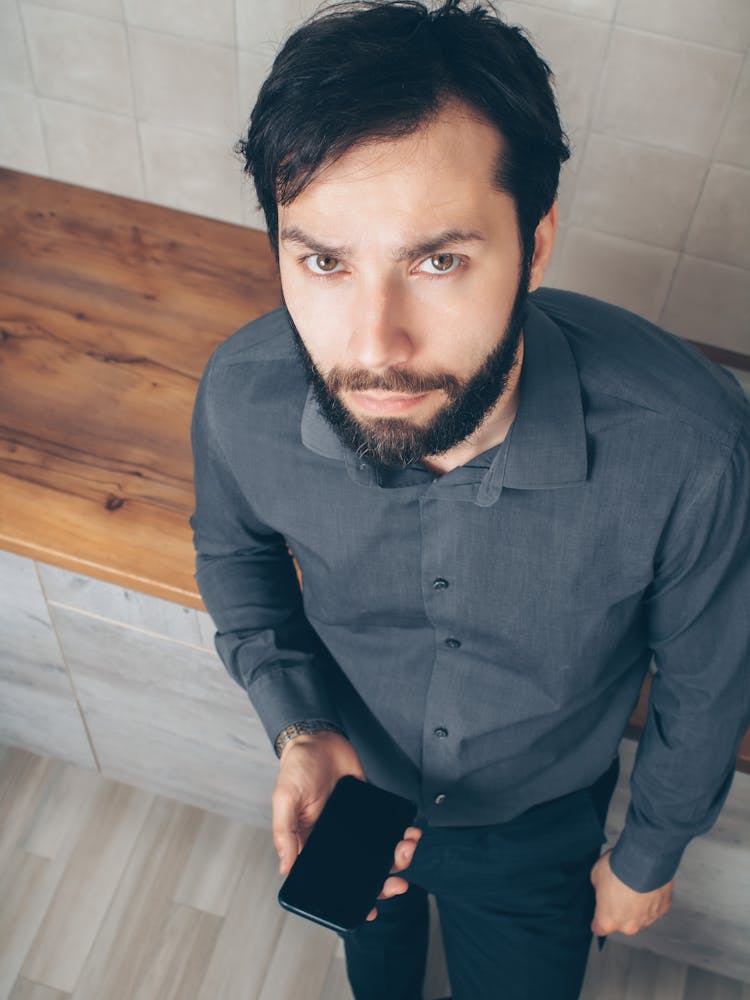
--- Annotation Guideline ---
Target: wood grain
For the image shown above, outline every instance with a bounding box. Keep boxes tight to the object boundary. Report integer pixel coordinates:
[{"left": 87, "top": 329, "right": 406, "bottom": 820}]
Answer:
[{"left": 0, "top": 167, "right": 280, "bottom": 607}]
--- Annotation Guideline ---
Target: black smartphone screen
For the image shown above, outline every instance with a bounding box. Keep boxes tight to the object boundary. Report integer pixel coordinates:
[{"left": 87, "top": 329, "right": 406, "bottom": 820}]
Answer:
[{"left": 278, "top": 776, "right": 417, "bottom": 934}]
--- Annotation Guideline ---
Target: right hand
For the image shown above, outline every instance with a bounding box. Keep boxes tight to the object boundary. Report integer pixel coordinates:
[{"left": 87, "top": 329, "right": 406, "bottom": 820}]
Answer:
[{"left": 272, "top": 729, "right": 366, "bottom": 876}]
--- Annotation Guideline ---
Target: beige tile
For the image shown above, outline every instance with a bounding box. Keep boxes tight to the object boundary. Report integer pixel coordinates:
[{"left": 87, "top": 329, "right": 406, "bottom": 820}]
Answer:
[
  {"left": 26, "top": 0, "right": 122, "bottom": 17},
  {"left": 617, "top": 0, "right": 750, "bottom": 51},
  {"left": 0, "top": 551, "right": 68, "bottom": 692},
  {"left": 553, "top": 227, "right": 678, "bottom": 321},
  {"left": 129, "top": 28, "right": 238, "bottom": 139},
  {"left": 0, "top": 748, "right": 58, "bottom": 873},
  {"left": 236, "top": 0, "right": 322, "bottom": 53},
  {"left": 38, "top": 561, "right": 210, "bottom": 648},
  {"left": 196, "top": 827, "right": 286, "bottom": 1000},
  {"left": 686, "top": 163, "right": 750, "bottom": 270},
  {"left": 0, "top": 91, "right": 48, "bottom": 179},
  {"left": 50, "top": 603, "right": 255, "bottom": 717},
  {"left": 624, "top": 947, "right": 687, "bottom": 999},
  {"left": 501, "top": 0, "right": 616, "bottom": 19},
  {"left": 0, "top": 0, "right": 33, "bottom": 91},
  {"left": 716, "top": 56, "right": 750, "bottom": 169},
  {"left": 130, "top": 903, "right": 222, "bottom": 1000},
  {"left": 21, "top": 4, "right": 133, "bottom": 114},
  {"left": 571, "top": 133, "right": 707, "bottom": 248},
  {"left": 124, "top": 0, "right": 234, "bottom": 45},
  {"left": 684, "top": 965, "right": 748, "bottom": 1000},
  {"left": 22, "top": 779, "right": 154, "bottom": 993},
  {"left": 502, "top": 3, "right": 611, "bottom": 130},
  {"left": 258, "top": 913, "right": 338, "bottom": 1000},
  {"left": 319, "top": 955, "right": 354, "bottom": 1000},
  {"left": 581, "top": 938, "right": 634, "bottom": 999},
  {"left": 0, "top": 678, "right": 95, "bottom": 770},
  {"left": 662, "top": 256, "right": 750, "bottom": 355},
  {"left": 38, "top": 99, "right": 144, "bottom": 199},
  {"left": 139, "top": 122, "right": 244, "bottom": 224},
  {"left": 71, "top": 796, "right": 204, "bottom": 1000},
  {"left": 20, "top": 758, "right": 100, "bottom": 861},
  {"left": 8, "top": 977, "right": 71, "bottom": 1000},
  {"left": 0, "top": 850, "right": 58, "bottom": 1000},
  {"left": 174, "top": 810, "right": 265, "bottom": 916},
  {"left": 593, "top": 28, "right": 742, "bottom": 156}
]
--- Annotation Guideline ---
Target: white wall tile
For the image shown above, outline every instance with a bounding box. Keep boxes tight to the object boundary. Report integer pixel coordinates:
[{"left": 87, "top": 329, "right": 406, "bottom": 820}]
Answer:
[
  {"left": 617, "top": 0, "right": 750, "bottom": 52},
  {"left": 21, "top": 2, "right": 132, "bottom": 114},
  {"left": 124, "top": 0, "right": 235, "bottom": 47},
  {"left": 662, "top": 256, "right": 750, "bottom": 355},
  {"left": 686, "top": 164, "right": 750, "bottom": 271},
  {"left": 139, "top": 121, "right": 244, "bottom": 224},
  {"left": 38, "top": 561, "right": 207, "bottom": 647},
  {"left": 38, "top": 99, "right": 144, "bottom": 198},
  {"left": 594, "top": 29, "right": 742, "bottom": 157},
  {"left": 0, "top": 91, "right": 47, "bottom": 174},
  {"left": 0, "top": 0, "right": 33, "bottom": 91},
  {"left": 129, "top": 28, "right": 238, "bottom": 139},
  {"left": 237, "top": 47, "right": 274, "bottom": 127},
  {"left": 25, "top": 0, "right": 123, "bottom": 18},
  {"left": 502, "top": 3, "right": 610, "bottom": 130},
  {"left": 236, "top": 0, "right": 321, "bottom": 53},
  {"left": 553, "top": 226, "right": 677, "bottom": 321},
  {"left": 571, "top": 134, "right": 707, "bottom": 249},
  {"left": 716, "top": 56, "right": 750, "bottom": 170},
  {"left": 502, "top": 0, "right": 616, "bottom": 20}
]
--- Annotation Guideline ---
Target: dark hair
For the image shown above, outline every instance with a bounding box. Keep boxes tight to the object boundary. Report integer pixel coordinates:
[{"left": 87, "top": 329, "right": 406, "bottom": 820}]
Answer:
[{"left": 237, "top": 0, "right": 569, "bottom": 265}]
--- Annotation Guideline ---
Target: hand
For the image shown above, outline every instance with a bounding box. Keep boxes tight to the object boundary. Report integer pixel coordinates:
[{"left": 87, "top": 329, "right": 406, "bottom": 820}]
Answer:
[
  {"left": 365, "top": 825, "right": 423, "bottom": 922},
  {"left": 273, "top": 729, "right": 365, "bottom": 876},
  {"left": 590, "top": 850, "right": 674, "bottom": 937}
]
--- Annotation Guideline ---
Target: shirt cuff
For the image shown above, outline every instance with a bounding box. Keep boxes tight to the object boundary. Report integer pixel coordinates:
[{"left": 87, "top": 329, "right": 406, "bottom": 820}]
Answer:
[{"left": 609, "top": 824, "right": 686, "bottom": 892}]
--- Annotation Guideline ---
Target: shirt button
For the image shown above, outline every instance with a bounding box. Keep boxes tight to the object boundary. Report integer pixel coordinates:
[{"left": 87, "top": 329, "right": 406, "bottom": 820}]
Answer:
[
  {"left": 434, "top": 793, "right": 447, "bottom": 805},
  {"left": 445, "top": 637, "right": 461, "bottom": 648},
  {"left": 434, "top": 727, "right": 448, "bottom": 738},
  {"left": 432, "top": 578, "right": 449, "bottom": 590}
]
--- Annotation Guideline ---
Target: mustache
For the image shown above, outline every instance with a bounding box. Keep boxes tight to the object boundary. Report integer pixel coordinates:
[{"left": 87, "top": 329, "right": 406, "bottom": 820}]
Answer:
[{"left": 325, "top": 366, "right": 462, "bottom": 399}]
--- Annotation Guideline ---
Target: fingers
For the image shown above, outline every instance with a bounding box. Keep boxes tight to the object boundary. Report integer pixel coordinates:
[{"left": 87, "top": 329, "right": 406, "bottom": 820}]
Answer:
[
  {"left": 377, "top": 875, "right": 409, "bottom": 900},
  {"left": 390, "top": 826, "right": 423, "bottom": 873}
]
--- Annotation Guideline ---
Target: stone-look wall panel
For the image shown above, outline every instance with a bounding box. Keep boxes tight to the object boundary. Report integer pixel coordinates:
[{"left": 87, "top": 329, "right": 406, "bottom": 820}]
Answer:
[{"left": 0, "top": 551, "right": 94, "bottom": 768}]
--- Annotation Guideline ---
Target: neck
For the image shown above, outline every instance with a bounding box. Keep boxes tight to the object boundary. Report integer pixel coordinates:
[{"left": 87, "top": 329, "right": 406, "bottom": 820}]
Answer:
[{"left": 421, "top": 336, "right": 524, "bottom": 475}]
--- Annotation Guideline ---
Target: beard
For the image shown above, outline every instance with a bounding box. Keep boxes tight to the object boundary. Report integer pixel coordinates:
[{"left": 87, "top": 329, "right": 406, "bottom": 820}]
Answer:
[{"left": 285, "top": 261, "right": 530, "bottom": 467}]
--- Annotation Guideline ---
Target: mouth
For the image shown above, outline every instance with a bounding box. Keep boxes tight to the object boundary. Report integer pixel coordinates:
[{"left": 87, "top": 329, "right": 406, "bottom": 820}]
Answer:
[{"left": 346, "top": 390, "right": 433, "bottom": 416}]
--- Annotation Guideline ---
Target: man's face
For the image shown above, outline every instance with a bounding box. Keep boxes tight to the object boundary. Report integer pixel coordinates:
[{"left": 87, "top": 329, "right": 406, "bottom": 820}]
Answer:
[{"left": 278, "top": 103, "right": 548, "bottom": 465}]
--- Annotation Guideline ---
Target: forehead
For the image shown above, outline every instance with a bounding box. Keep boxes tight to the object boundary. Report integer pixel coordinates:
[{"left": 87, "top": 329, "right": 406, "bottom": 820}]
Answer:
[{"left": 279, "top": 104, "right": 510, "bottom": 232}]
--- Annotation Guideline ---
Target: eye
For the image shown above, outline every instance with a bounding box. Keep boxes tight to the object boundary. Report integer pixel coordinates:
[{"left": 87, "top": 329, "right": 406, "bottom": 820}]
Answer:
[
  {"left": 418, "top": 253, "right": 463, "bottom": 275},
  {"left": 304, "top": 254, "right": 345, "bottom": 276}
]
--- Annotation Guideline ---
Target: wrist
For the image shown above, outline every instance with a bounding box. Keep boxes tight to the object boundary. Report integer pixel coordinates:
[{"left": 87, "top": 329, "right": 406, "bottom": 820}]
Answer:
[{"left": 274, "top": 720, "right": 347, "bottom": 759}]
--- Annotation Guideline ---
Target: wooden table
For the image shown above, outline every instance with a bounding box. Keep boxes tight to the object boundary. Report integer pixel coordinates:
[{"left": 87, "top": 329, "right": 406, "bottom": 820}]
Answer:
[
  {"left": 1, "top": 167, "right": 747, "bottom": 770},
  {"left": 0, "top": 168, "right": 280, "bottom": 607}
]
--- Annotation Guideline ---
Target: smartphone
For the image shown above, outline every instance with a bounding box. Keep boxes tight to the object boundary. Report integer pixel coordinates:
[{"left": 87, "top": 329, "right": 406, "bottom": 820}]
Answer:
[{"left": 278, "top": 775, "right": 417, "bottom": 934}]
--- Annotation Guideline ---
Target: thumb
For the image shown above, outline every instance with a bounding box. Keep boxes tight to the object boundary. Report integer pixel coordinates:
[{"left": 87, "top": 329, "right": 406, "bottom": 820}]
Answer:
[{"left": 272, "top": 786, "right": 302, "bottom": 876}]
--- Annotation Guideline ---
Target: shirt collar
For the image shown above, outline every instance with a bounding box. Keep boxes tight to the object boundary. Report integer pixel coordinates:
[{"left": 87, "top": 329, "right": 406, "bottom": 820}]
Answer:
[{"left": 300, "top": 297, "right": 588, "bottom": 503}]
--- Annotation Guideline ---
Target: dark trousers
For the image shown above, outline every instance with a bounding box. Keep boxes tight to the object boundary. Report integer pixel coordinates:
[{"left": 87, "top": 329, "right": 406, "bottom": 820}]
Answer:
[{"left": 343, "top": 758, "right": 620, "bottom": 1000}]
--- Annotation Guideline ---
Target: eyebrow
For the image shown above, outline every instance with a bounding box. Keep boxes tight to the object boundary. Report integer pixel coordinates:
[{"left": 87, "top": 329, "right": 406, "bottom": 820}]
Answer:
[{"left": 280, "top": 225, "right": 486, "bottom": 261}]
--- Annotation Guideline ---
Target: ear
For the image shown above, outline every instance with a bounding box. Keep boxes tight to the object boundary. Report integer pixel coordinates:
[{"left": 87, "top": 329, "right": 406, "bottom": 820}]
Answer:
[{"left": 528, "top": 201, "right": 558, "bottom": 293}]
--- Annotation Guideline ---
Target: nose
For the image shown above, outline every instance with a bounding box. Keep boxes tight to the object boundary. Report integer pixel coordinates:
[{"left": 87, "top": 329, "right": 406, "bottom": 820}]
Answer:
[{"left": 346, "top": 277, "right": 413, "bottom": 371}]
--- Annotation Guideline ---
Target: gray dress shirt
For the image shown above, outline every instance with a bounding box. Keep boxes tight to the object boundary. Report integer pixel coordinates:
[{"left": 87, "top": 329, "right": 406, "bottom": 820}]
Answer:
[{"left": 191, "top": 288, "right": 750, "bottom": 892}]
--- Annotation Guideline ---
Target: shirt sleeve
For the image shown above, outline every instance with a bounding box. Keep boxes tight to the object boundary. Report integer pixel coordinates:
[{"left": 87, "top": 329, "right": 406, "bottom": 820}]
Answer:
[
  {"left": 610, "top": 402, "right": 750, "bottom": 892},
  {"left": 190, "top": 355, "right": 344, "bottom": 748}
]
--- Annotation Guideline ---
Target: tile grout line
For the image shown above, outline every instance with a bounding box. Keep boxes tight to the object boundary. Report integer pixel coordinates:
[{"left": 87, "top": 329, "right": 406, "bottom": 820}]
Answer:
[
  {"left": 16, "top": 0, "right": 51, "bottom": 178},
  {"left": 33, "top": 562, "right": 103, "bottom": 775},
  {"left": 657, "top": 47, "right": 748, "bottom": 328}
]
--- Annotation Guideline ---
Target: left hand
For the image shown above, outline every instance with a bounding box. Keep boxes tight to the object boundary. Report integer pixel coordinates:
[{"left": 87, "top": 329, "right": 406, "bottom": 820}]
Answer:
[{"left": 591, "top": 849, "right": 674, "bottom": 937}]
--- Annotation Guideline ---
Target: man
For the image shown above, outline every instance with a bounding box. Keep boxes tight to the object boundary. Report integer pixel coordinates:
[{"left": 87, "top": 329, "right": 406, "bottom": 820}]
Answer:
[{"left": 191, "top": 2, "right": 750, "bottom": 998}]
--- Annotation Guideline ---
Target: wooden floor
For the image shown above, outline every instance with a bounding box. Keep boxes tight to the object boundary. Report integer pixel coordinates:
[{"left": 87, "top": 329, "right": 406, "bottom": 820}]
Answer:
[{"left": 1, "top": 745, "right": 748, "bottom": 1000}]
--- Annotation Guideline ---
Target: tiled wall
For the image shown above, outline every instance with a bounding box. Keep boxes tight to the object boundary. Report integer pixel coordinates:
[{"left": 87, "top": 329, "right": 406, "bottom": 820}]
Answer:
[
  {"left": 0, "top": 549, "right": 276, "bottom": 827},
  {"left": 1, "top": 0, "right": 748, "bottom": 353}
]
